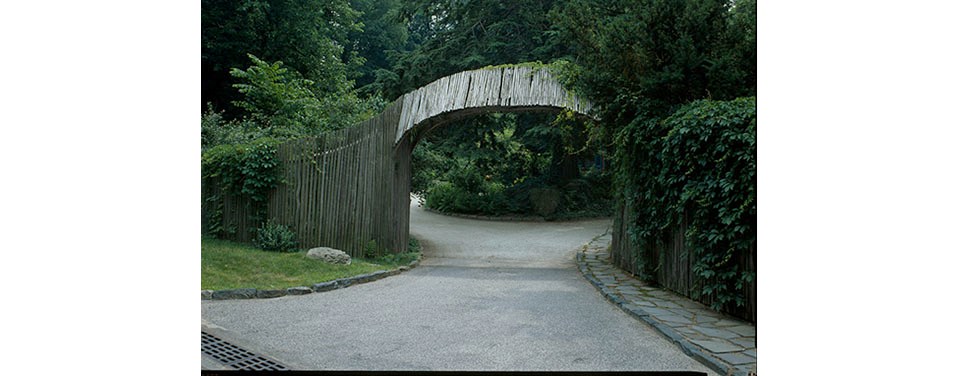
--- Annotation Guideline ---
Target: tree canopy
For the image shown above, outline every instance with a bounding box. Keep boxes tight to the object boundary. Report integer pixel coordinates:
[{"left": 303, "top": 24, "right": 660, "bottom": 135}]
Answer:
[
  {"left": 553, "top": 0, "right": 756, "bottom": 122},
  {"left": 201, "top": 0, "right": 363, "bottom": 118}
]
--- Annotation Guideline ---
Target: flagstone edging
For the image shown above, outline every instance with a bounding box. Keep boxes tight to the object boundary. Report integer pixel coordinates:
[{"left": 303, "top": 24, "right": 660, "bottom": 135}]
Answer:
[{"left": 576, "top": 232, "right": 757, "bottom": 376}]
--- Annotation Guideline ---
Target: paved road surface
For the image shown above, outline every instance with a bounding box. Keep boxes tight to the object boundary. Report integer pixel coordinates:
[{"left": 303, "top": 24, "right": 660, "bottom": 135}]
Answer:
[{"left": 201, "top": 201, "right": 717, "bottom": 374}]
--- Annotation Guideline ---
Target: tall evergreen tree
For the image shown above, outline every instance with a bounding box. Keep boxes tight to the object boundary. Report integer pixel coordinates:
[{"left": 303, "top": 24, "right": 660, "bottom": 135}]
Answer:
[
  {"left": 345, "top": 0, "right": 409, "bottom": 95},
  {"left": 552, "top": 0, "right": 756, "bottom": 123},
  {"left": 383, "top": 0, "right": 571, "bottom": 99}
]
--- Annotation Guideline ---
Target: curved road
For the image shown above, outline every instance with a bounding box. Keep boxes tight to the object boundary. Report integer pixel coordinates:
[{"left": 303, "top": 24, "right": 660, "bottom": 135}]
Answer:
[{"left": 201, "top": 202, "right": 716, "bottom": 373}]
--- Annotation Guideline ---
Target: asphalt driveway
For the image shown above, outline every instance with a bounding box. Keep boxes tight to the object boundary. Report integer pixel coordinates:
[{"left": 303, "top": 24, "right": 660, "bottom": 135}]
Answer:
[{"left": 201, "top": 201, "right": 717, "bottom": 374}]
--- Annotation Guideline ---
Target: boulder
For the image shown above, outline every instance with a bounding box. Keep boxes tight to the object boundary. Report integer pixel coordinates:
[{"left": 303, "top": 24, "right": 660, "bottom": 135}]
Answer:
[{"left": 306, "top": 247, "right": 352, "bottom": 265}]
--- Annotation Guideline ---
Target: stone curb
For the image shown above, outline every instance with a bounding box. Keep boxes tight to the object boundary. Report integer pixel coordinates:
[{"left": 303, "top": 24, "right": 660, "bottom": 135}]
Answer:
[
  {"left": 575, "top": 240, "right": 753, "bottom": 376},
  {"left": 202, "top": 254, "right": 422, "bottom": 301}
]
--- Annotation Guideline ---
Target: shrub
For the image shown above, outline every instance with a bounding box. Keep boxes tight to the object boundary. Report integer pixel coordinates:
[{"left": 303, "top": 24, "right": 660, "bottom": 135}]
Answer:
[
  {"left": 229, "top": 54, "right": 383, "bottom": 135},
  {"left": 254, "top": 220, "right": 298, "bottom": 252},
  {"left": 408, "top": 236, "right": 422, "bottom": 253},
  {"left": 201, "top": 138, "right": 283, "bottom": 237},
  {"left": 201, "top": 104, "right": 269, "bottom": 151},
  {"left": 660, "top": 97, "right": 756, "bottom": 309},
  {"left": 363, "top": 239, "right": 379, "bottom": 259},
  {"left": 230, "top": 54, "right": 331, "bottom": 131},
  {"left": 422, "top": 162, "right": 514, "bottom": 215}
]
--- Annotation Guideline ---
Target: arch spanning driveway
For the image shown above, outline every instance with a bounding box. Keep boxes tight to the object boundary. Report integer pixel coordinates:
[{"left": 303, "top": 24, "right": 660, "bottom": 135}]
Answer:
[
  {"left": 393, "top": 65, "right": 594, "bottom": 145},
  {"left": 203, "top": 65, "right": 596, "bottom": 255},
  {"left": 384, "top": 65, "right": 595, "bottom": 251}
]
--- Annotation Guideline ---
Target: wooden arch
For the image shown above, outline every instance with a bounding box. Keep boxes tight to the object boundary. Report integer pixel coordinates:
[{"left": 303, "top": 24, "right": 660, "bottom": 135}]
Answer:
[
  {"left": 394, "top": 65, "right": 594, "bottom": 145},
  {"left": 203, "top": 65, "right": 594, "bottom": 256}
]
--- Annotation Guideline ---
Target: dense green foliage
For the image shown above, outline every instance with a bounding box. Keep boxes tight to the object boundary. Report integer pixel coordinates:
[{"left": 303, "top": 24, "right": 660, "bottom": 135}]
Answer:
[
  {"left": 201, "top": 138, "right": 283, "bottom": 237},
  {"left": 254, "top": 220, "right": 299, "bottom": 252},
  {"left": 383, "top": 0, "right": 571, "bottom": 98},
  {"left": 620, "top": 98, "right": 756, "bottom": 309},
  {"left": 202, "top": 0, "right": 391, "bottom": 149},
  {"left": 553, "top": 0, "right": 756, "bottom": 117},
  {"left": 346, "top": 0, "right": 410, "bottom": 95},
  {"left": 363, "top": 239, "right": 380, "bottom": 259},
  {"left": 201, "top": 104, "right": 265, "bottom": 149},
  {"left": 230, "top": 54, "right": 382, "bottom": 134},
  {"left": 201, "top": 54, "right": 384, "bottom": 152},
  {"left": 202, "top": 0, "right": 364, "bottom": 118},
  {"left": 665, "top": 99, "right": 755, "bottom": 308},
  {"left": 412, "top": 111, "right": 611, "bottom": 219}
]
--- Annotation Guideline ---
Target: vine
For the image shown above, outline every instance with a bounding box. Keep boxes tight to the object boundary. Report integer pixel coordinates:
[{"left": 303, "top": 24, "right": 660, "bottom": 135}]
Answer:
[
  {"left": 616, "top": 97, "right": 756, "bottom": 311},
  {"left": 201, "top": 137, "right": 284, "bottom": 238}
]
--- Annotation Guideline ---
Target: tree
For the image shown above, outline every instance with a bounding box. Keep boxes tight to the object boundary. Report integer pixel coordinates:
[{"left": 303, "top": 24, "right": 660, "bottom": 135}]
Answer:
[
  {"left": 383, "top": 0, "right": 572, "bottom": 99},
  {"left": 202, "top": 0, "right": 362, "bottom": 117},
  {"left": 226, "top": 54, "right": 381, "bottom": 139},
  {"left": 345, "top": 0, "right": 409, "bottom": 96},
  {"left": 552, "top": 0, "right": 756, "bottom": 122}
]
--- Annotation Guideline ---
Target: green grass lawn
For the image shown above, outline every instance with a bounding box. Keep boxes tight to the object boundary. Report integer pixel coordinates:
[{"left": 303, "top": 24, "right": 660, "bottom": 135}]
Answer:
[{"left": 201, "top": 237, "right": 420, "bottom": 290}]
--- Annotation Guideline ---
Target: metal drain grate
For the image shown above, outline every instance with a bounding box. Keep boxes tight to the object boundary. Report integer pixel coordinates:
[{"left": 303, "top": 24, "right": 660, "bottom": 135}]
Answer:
[{"left": 202, "top": 331, "right": 288, "bottom": 371}]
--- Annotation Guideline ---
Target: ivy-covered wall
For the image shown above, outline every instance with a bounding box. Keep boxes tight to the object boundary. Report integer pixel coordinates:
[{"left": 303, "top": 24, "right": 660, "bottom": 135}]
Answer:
[
  {"left": 609, "top": 97, "right": 756, "bottom": 322},
  {"left": 201, "top": 138, "right": 284, "bottom": 243}
]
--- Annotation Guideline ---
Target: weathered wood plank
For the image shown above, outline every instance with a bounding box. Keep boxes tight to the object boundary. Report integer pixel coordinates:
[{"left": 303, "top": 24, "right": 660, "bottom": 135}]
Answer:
[
  {"left": 393, "top": 66, "right": 593, "bottom": 143},
  {"left": 321, "top": 136, "right": 331, "bottom": 247}
]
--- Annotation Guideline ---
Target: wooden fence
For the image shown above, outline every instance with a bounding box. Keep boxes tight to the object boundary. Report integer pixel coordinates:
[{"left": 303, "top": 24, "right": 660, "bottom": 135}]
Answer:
[
  {"left": 610, "top": 205, "right": 757, "bottom": 323},
  {"left": 201, "top": 100, "right": 411, "bottom": 257}
]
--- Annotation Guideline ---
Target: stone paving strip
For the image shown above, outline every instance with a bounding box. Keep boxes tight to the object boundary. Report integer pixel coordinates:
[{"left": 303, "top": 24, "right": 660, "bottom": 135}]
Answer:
[
  {"left": 201, "top": 255, "right": 421, "bottom": 301},
  {"left": 577, "top": 231, "right": 757, "bottom": 376}
]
